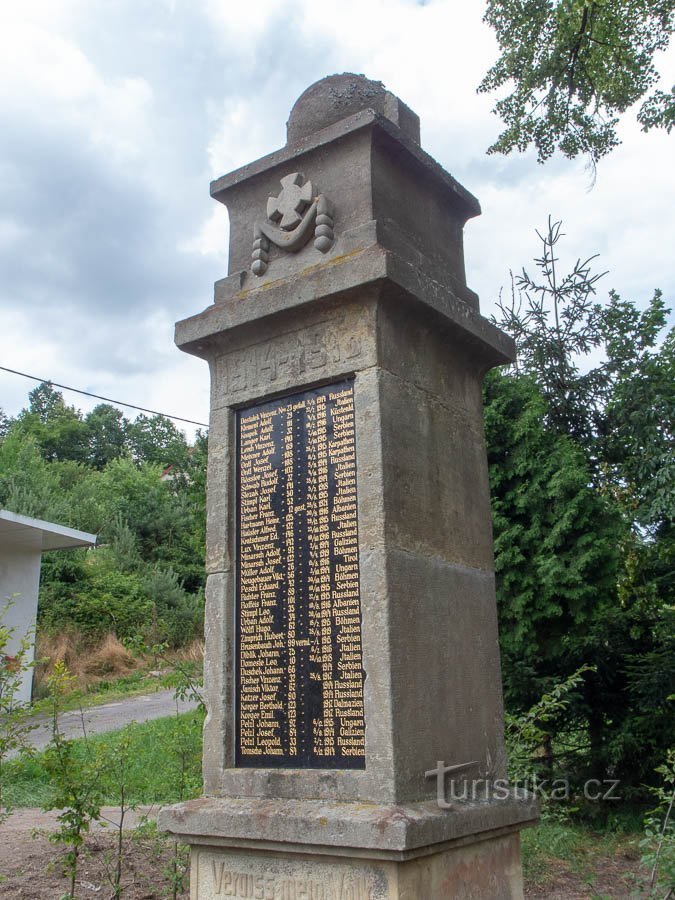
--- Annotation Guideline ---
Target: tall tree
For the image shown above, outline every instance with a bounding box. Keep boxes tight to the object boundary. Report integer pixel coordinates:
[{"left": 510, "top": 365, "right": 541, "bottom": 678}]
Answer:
[
  {"left": 484, "top": 371, "right": 623, "bottom": 705},
  {"left": 480, "top": 0, "right": 675, "bottom": 165},
  {"left": 0, "top": 409, "right": 11, "bottom": 440},
  {"left": 489, "top": 219, "right": 675, "bottom": 787},
  {"left": 495, "top": 217, "right": 607, "bottom": 446},
  {"left": 495, "top": 218, "right": 674, "bottom": 513},
  {"left": 597, "top": 290, "right": 675, "bottom": 532},
  {"left": 126, "top": 414, "right": 189, "bottom": 468},
  {"left": 14, "top": 383, "right": 89, "bottom": 463},
  {"left": 85, "top": 404, "right": 129, "bottom": 470}
]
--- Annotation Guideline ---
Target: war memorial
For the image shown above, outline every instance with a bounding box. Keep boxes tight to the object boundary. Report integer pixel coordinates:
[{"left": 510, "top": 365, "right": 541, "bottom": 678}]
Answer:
[{"left": 160, "top": 73, "right": 538, "bottom": 899}]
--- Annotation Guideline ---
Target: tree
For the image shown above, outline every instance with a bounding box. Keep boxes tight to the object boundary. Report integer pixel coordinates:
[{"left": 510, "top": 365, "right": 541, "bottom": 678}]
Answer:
[
  {"left": 495, "top": 217, "right": 607, "bottom": 445},
  {"left": 479, "top": 0, "right": 675, "bottom": 165},
  {"left": 485, "top": 369, "right": 675, "bottom": 786},
  {"left": 489, "top": 218, "right": 675, "bottom": 788},
  {"left": 126, "top": 414, "right": 189, "bottom": 468},
  {"left": 85, "top": 404, "right": 129, "bottom": 469},
  {"left": 27, "top": 382, "right": 63, "bottom": 423},
  {"left": 0, "top": 430, "right": 69, "bottom": 522},
  {"left": 0, "top": 409, "right": 11, "bottom": 440},
  {"left": 495, "top": 218, "right": 674, "bottom": 519},
  {"left": 14, "top": 383, "right": 89, "bottom": 464},
  {"left": 597, "top": 291, "right": 675, "bottom": 532},
  {"left": 484, "top": 371, "right": 623, "bottom": 708}
]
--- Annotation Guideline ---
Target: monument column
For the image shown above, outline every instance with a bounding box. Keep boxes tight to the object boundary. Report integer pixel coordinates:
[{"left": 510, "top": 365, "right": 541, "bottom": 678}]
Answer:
[{"left": 160, "top": 74, "right": 537, "bottom": 899}]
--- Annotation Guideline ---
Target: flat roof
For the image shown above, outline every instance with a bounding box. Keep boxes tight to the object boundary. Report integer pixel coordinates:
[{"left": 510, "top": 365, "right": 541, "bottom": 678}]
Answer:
[{"left": 0, "top": 510, "right": 97, "bottom": 551}]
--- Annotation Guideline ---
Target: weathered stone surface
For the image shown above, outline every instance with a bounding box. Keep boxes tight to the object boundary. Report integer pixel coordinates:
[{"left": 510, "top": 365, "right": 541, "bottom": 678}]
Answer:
[
  {"left": 185, "top": 834, "right": 524, "bottom": 899},
  {"left": 286, "top": 72, "right": 421, "bottom": 145},
  {"left": 163, "top": 73, "right": 535, "bottom": 897},
  {"left": 201, "top": 572, "right": 234, "bottom": 794},
  {"left": 159, "top": 796, "right": 537, "bottom": 856},
  {"left": 190, "top": 847, "right": 391, "bottom": 900},
  {"left": 206, "top": 87, "right": 482, "bottom": 306}
]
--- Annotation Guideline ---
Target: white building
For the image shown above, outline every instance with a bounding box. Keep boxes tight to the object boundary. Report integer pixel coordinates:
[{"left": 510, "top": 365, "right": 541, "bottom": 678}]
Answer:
[{"left": 0, "top": 509, "right": 96, "bottom": 704}]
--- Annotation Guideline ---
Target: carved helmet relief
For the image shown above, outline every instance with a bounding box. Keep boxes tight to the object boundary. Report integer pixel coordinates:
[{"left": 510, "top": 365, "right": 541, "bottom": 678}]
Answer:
[{"left": 251, "top": 172, "right": 335, "bottom": 276}]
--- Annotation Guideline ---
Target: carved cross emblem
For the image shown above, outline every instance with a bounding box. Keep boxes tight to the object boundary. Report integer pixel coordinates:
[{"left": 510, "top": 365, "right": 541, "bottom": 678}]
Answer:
[
  {"left": 252, "top": 172, "right": 334, "bottom": 276},
  {"left": 266, "top": 173, "right": 313, "bottom": 230}
]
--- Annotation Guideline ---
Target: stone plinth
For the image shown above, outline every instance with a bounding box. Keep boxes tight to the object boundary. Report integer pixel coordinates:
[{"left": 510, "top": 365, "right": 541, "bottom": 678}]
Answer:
[{"left": 160, "top": 74, "right": 537, "bottom": 898}]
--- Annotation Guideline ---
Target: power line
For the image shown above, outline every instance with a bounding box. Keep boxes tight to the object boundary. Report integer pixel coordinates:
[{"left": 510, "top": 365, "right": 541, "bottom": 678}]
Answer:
[{"left": 0, "top": 365, "right": 209, "bottom": 428}]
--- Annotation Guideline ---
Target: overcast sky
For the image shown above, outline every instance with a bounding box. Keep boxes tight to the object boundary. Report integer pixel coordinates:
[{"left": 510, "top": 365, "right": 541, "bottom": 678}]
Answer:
[{"left": 1, "top": 0, "right": 673, "bottom": 439}]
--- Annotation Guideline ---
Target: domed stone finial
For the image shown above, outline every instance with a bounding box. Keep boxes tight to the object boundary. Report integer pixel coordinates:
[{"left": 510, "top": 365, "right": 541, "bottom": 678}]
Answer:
[{"left": 286, "top": 73, "right": 420, "bottom": 145}]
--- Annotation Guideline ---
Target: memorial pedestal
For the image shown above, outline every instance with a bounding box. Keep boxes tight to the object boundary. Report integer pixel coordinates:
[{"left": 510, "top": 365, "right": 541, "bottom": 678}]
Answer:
[
  {"left": 162, "top": 796, "right": 536, "bottom": 899},
  {"left": 160, "top": 75, "right": 538, "bottom": 898}
]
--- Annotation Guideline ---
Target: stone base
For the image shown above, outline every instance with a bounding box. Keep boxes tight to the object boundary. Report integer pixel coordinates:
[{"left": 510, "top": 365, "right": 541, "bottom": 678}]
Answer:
[
  {"left": 160, "top": 796, "right": 536, "bottom": 899},
  {"left": 189, "top": 835, "right": 523, "bottom": 899}
]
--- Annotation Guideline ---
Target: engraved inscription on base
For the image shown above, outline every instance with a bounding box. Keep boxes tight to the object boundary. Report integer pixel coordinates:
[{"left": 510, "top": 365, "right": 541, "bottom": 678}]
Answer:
[
  {"left": 195, "top": 850, "right": 391, "bottom": 900},
  {"left": 236, "top": 380, "right": 366, "bottom": 769}
]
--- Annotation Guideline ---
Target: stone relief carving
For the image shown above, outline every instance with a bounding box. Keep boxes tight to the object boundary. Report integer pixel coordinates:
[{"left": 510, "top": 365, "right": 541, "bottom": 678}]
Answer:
[{"left": 251, "top": 173, "right": 334, "bottom": 276}]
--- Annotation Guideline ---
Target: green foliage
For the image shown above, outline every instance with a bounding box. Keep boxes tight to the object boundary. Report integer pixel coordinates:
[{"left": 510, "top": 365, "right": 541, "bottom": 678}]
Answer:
[
  {"left": 640, "top": 747, "right": 675, "bottom": 894},
  {"left": 3, "top": 711, "right": 204, "bottom": 809},
  {"left": 489, "top": 218, "right": 675, "bottom": 791},
  {"left": 126, "top": 414, "right": 189, "bottom": 468},
  {"left": 495, "top": 217, "right": 607, "bottom": 443},
  {"left": 484, "top": 370, "right": 622, "bottom": 710},
  {"left": 0, "top": 606, "right": 36, "bottom": 825},
  {"left": 40, "top": 551, "right": 153, "bottom": 640},
  {"left": 521, "top": 820, "right": 637, "bottom": 890},
  {"left": 505, "top": 665, "right": 593, "bottom": 784},
  {"left": 0, "top": 408, "right": 11, "bottom": 440},
  {"left": 480, "top": 0, "right": 675, "bottom": 164},
  {"left": 42, "top": 662, "right": 103, "bottom": 900},
  {"left": 598, "top": 290, "right": 675, "bottom": 532},
  {"left": 0, "top": 385, "right": 207, "bottom": 648},
  {"left": 15, "top": 384, "right": 90, "bottom": 464},
  {"left": 85, "top": 404, "right": 128, "bottom": 470},
  {"left": 0, "top": 430, "right": 70, "bottom": 521},
  {"left": 141, "top": 567, "right": 204, "bottom": 647}
]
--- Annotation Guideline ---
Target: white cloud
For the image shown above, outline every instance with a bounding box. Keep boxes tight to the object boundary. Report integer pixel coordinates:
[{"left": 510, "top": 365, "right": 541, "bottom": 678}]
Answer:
[
  {"left": 0, "top": 19, "right": 154, "bottom": 165},
  {"left": 0, "top": 0, "right": 672, "bottom": 435},
  {"left": 181, "top": 204, "right": 229, "bottom": 261}
]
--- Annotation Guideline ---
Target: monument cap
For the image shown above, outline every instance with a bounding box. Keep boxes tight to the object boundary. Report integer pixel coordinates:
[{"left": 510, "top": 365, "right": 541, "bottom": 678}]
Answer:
[{"left": 286, "top": 72, "right": 421, "bottom": 144}]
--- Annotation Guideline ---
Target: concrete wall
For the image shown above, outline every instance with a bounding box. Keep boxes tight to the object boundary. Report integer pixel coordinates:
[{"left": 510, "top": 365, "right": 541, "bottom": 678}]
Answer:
[{"left": 0, "top": 544, "right": 41, "bottom": 705}]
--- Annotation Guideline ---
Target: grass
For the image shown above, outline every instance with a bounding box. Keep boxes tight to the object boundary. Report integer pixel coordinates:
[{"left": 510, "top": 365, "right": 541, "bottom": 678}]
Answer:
[
  {"left": 3, "top": 709, "right": 204, "bottom": 808},
  {"left": 28, "top": 630, "right": 204, "bottom": 716},
  {"left": 521, "top": 817, "right": 642, "bottom": 893},
  {"left": 29, "top": 665, "right": 203, "bottom": 717}
]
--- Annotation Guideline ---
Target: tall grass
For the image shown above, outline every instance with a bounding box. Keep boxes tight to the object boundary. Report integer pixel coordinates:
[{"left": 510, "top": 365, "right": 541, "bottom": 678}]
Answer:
[
  {"left": 32, "top": 630, "right": 204, "bottom": 699},
  {"left": 3, "top": 710, "right": 204, "bottom": 808}
]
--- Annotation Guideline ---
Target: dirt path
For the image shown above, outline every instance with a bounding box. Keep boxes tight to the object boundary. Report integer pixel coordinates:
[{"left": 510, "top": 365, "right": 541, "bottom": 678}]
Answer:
[
  {"left": 0, "top": 807, "right": 188, "bottom": 899},
  {"left": 19, "top": 689, "right": 200, "bottom": 755},
  {"left": 0, "top": 808, "right": 645, "bottom": 899},
  {"left": 1, "top": 805, "right": 159, "bottom": 834}
]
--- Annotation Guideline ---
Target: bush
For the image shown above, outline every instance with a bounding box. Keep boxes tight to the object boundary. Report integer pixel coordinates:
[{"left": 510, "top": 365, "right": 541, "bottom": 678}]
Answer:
[{"left": 40, "top": 553, "right": 152, "bottom": 641}]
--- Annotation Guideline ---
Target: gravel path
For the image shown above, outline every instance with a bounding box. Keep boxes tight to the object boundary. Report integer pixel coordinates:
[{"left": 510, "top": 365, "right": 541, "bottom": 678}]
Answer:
[
  {"left": 18, "top": 688, "right": 200, "bottom": 755},
  {"left": 2, "top": 805, "right": 159, "bottom": 833}
]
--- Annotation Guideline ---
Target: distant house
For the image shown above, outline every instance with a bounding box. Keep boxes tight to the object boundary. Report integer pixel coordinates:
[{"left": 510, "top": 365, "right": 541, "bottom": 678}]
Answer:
[{"left": 0, "top": 510, "right": 96, "bottom": 704}]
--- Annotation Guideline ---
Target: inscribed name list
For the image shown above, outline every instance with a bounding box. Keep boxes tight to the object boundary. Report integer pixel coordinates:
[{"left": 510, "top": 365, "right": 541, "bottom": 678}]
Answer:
[{"left": 236, "top": 381, "right": 365, "bottom": 768}]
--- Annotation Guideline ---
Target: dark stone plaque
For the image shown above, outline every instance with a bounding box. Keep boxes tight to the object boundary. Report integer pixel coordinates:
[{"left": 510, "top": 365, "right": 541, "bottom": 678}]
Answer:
[{"left": 236, "top": 380, "right": 366, "bottom": 769}]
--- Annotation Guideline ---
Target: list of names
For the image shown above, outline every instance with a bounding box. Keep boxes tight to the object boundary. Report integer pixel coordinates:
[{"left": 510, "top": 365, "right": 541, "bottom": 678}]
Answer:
[{"left": 236, "top": 381, "right": 366, "bottom": 768}]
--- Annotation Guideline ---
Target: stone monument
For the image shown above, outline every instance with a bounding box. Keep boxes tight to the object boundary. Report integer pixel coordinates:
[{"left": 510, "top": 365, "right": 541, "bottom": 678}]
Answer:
[{"left": 160, "top": 74, "right": 537, "bottom": 898}]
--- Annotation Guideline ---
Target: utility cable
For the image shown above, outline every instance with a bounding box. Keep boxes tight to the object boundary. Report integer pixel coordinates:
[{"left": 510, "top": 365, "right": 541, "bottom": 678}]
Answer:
[{"left": 0, "top": 364, "right": 208, "bottom": 428}]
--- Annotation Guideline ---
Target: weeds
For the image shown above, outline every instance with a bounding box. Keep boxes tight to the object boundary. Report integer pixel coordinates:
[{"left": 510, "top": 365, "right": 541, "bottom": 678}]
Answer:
[
  {"left": 0, "top": 602, "right": 36, "bottom": 825},
  {"left": 640, "top": 748, "right": 675, "bottom": 897},
  {"left": 42, "top": 661, "right": 103, "bottom": 900}
]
